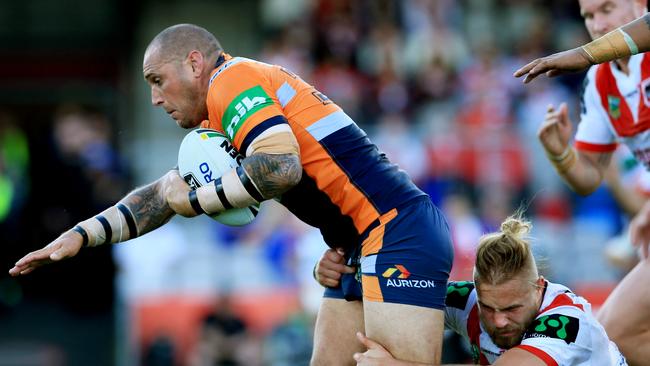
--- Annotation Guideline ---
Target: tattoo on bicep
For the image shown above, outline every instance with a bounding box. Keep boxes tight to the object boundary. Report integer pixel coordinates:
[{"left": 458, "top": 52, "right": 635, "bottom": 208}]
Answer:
[
  {"left": 243, "top": 153, "right": 302, "bottom": 198},
  {"left": 122, "top": 183, "right": 174, "bottom": 235}
]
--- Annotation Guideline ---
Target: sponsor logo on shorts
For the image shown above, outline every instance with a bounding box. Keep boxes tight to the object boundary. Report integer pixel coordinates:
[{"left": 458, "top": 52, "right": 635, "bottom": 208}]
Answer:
[
  {"left": 222, "top": 85, "right": 273, "bottom": 140},
  {"left": 382, "top": 265, "right": 410, "bottom": 279},
  {"left": 382, "top": 265, "right": 435, "bottom": 288}
]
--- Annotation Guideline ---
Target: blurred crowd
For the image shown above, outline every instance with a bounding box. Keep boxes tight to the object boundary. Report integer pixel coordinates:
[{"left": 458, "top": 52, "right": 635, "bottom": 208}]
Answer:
[{"left": 1, "top": 0, "right": 645, "bottom": 365}]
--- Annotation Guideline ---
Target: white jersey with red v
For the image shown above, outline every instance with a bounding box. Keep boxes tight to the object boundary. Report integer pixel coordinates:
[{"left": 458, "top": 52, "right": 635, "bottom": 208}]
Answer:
[{"left": 576, "top": 53, "right": 650, "bottom": 169}]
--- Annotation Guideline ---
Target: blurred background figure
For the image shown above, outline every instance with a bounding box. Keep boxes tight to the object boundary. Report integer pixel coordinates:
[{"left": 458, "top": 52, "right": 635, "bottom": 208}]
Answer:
[{"left": 0, "top": 0, "right": 634, "bottom": 364}]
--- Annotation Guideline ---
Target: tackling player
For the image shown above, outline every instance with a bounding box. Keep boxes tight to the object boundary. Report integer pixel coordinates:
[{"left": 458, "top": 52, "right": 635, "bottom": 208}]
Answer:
[
  {"left": 8, "top": 24, "right": 453, "bottom": 365},
  {"left": 513, "top": 1, "right": 650, "bottom": 365},
  {"left": 316, "top": 215, "right": 628, "bottom": 365}
]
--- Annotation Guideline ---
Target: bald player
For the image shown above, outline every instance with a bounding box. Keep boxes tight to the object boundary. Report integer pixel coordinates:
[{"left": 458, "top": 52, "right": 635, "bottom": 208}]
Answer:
[{"left": 9, "top": 24, "right": 453, "bottom": 365}]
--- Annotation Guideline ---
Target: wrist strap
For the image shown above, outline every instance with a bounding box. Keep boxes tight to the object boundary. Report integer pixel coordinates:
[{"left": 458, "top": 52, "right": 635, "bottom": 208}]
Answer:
[
  {"left": 188, "top": 190, "right": 206, "bottom": 215},
  {"left": 72, "top": 225, "right": 89, "bottom": 247}
]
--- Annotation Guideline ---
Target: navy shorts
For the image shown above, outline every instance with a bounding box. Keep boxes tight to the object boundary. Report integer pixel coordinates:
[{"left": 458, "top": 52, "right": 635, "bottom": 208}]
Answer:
[{"left": 324, "top": 197, "right": 453, "bottom": 310}]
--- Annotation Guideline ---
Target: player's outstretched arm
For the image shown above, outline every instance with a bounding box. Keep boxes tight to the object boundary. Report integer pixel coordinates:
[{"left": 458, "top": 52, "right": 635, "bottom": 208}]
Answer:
[
  {"left": 514, "top": 48, "right": 593, "bottom": 84},
  {"left": 515, "top": 13, "right": 650, "bottom": 83},
  {"left": 9, "top": 169, "right": 179, "bottom": 276}
]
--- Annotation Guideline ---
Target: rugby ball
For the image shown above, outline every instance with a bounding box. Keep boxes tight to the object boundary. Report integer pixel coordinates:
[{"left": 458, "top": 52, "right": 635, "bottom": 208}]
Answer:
[{"left": 178, "top": 128, "right": 259, "bottom": 226}]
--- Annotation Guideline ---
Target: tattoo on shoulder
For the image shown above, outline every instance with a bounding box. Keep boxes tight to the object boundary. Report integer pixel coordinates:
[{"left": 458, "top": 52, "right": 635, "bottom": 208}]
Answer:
[
  {"left": 243, "top": 153, "right": 301, "bottom": 198},
  {"left": 123, "top": 183, "right": 174, "bottom": 235}
]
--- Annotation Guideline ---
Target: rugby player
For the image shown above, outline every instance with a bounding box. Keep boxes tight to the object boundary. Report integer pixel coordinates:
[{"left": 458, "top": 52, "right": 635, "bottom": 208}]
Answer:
[
  {"left": 514, "top": 1, "right": 650, "bottom": 365},
  {"left": 316, "top": 215, "right": 628, "bottom": 365},
  {"left": 8, "top": 24, "right": 453, "bottom": 365}
]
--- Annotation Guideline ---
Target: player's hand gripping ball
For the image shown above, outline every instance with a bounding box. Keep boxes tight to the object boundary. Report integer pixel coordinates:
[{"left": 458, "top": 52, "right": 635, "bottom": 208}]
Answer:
[{"left": 178, "top": 128, "right": 258, "bottom": 226}]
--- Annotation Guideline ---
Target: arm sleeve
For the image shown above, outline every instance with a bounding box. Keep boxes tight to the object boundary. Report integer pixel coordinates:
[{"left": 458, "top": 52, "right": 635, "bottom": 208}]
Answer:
[
  {"left": 443, "top": 281, "right": 477, "bottom": 339},
  {"left": 206, "top": 62, "right": 289, "bottom": 153}
]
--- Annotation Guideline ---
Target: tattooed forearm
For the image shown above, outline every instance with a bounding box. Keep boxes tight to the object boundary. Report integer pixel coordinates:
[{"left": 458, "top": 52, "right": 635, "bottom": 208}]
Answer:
[
  {"left": 121, "top": 180, "right": 175, "bottom": 236},
  {"left": 242, "top": 153, "right": 302, "bottom": 198}
]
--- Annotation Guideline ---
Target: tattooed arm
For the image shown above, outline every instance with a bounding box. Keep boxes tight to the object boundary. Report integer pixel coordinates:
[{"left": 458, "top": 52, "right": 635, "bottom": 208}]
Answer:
[
  {"left": 242, "top": 153, "right": 302, "bottom": 199},
  {"left": 122, "top": 170, "right": 177, "bottom": 236},
  {"left": 166, "top": 152, "right": 302, "bottom": 217},
  {"left": 9, "top": 170, "right": 180, "bottom": 276}
]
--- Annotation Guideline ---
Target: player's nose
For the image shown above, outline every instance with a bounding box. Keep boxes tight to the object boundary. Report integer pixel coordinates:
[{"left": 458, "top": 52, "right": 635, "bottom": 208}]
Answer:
[
  {"left": 151, "top": 89, "right": 164, "bottom": 106},
  {"left": 493, "top": 312, "right": 509, "bottom": 328}
]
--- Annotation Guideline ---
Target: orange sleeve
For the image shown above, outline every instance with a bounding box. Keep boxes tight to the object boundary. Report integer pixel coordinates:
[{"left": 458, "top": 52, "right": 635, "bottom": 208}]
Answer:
[{"left": 206, "top": 62, "right": 286, "bottom": 151}]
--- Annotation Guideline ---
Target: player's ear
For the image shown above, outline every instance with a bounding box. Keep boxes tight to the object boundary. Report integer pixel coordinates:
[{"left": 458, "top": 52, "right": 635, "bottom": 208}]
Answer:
[{"left": 187, "top": 50, "right": 204, "bottom": 76}]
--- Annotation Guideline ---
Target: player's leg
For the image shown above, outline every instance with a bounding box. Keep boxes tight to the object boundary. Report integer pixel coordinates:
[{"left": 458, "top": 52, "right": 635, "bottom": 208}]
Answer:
[
  {"left": 597, "top": 260, "right": 650, "bottom": 366},
  {"left": 311, "top": 297, "right": 364, "bottom": 366},
  {"left": 360, "top": 198, "right": 453, "bottom": 363},
  {"left": 364, "top": 301, "right": 445, "bottom": 362}
]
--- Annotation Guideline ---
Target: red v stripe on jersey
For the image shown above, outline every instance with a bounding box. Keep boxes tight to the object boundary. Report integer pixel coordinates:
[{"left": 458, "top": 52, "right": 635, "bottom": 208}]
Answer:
[
  {"left": 467, "top": 304, "right": 491, "bottom": 365},
  {"left": 596, "top": 54, "right": 650, "bottom": 137}
]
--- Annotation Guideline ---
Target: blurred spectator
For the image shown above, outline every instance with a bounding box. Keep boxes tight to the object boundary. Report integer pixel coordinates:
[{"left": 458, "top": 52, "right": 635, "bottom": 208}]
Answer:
[
  {"left": 189, "top": 296, "right": 262, "bottom": 366},
  {"left": 0, "top": 111, "right": 29, "bottom": 234}
]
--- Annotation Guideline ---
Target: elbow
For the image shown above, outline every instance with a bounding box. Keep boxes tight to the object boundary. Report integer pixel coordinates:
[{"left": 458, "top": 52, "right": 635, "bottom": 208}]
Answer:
[
  {"left": 244, "top": 153, "right": 302, "bottom": 199},
  {"left": 279, "top": 153, "right": 303, "bottom": 191}
]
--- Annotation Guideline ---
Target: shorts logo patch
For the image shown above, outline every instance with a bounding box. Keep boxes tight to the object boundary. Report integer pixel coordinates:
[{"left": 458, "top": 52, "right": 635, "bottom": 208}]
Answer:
[
  {"left": 382, "top": 265, "right": 435, "bottom": 289},
  {"left": 445, "top": 281, "right": 475, "bottom": 309},
  {"left": 382, "top": 265, "right": 410, "bottom": 279},
  {"left": 524, "top": 314, "right": 579, "bottom": 344},
  {"left": 222, "top": 85, "right": 273, "bottom": 140}
]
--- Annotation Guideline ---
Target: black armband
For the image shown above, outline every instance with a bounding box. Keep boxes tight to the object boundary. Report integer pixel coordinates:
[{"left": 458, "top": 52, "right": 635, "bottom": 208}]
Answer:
[{"left": 72, "top": 225, "right": 89, "bottom": 247}]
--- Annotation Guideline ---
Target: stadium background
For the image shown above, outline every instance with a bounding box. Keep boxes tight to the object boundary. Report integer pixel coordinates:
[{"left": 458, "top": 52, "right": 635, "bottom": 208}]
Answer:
[{"left": 0, "top": 0, "right": 639, "bottom": 365}]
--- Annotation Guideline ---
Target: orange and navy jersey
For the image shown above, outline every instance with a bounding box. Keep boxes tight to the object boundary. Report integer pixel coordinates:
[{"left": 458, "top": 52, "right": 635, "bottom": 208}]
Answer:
[{"left": 201, "top": 55, "right": 425, "bottom": 248}]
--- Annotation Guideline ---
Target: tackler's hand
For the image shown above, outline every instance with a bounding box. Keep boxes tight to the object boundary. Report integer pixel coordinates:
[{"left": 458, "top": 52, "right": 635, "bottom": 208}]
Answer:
[
  {"left": 353, "top": 332, "right": 402, "bottom": 366},
  {"left": 314, "top": 248, "right": 356, "bottom": 288}
]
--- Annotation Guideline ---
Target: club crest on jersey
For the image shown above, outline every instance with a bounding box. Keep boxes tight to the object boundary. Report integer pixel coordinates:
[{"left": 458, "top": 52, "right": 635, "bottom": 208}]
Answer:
[
  {"left": 608, "top": 95, "right": 621, "bottom": 119},
  {"left": 445, "top": 281, "right": 475, "bottom": 310},
  {"left": 523, "top": 314, "right": 579, "bottom": 344},
  {"left": 223, "top": 86, "right": 273, "bottom": 140}
]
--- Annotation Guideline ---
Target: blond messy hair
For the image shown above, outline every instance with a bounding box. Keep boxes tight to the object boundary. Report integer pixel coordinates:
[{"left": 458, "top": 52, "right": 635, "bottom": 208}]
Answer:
[{"left": 474, "top": 214, "right": 538, "bottom": 286}]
